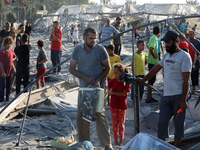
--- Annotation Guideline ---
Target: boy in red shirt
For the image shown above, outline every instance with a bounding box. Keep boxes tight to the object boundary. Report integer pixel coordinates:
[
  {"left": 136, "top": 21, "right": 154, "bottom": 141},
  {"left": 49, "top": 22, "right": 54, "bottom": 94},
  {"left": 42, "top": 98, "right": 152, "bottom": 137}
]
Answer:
[
  {"left": 108, "top": 63, "right": 131, "bottom": 146},
  {"left": 49, "top": 21, "right": 62, "bottom": 75},
  {"left": 0, "top": 36, "right": 16, "bottom": 102}
]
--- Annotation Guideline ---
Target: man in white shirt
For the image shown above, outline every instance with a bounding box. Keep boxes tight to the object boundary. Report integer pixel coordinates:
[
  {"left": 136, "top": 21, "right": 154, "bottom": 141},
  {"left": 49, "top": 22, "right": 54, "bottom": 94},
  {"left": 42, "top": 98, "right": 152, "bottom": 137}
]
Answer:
[{"left": 137, "top": 31, "right": 192, "bottom": 147}]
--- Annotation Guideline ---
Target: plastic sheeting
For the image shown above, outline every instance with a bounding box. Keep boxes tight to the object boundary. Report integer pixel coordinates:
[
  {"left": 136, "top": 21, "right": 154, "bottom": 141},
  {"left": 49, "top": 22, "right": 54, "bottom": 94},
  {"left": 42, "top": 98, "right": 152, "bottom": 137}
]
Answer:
[
  {"left": 122, "top": 133, "right": 179, "bottom": 150},
  {"left": 135, "top": 4, "right": 200, "bottom": 16}
]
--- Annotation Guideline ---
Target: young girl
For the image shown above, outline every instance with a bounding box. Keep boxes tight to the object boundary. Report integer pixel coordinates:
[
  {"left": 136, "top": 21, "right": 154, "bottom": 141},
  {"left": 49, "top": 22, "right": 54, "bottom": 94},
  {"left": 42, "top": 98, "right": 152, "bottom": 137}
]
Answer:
[
  {"left": 0, "top": 36, "right": 16, "bottom": 102},
  {"left": 108, "top": 63, "right": 131, "bottom": 146}
]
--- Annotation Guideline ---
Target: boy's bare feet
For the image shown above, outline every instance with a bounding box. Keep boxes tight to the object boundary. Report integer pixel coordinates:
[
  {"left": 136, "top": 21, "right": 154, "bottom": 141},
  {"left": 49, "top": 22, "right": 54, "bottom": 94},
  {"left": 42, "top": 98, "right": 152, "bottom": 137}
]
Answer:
[{"left": 114, "top": 140, "right": 118, "bottom": 145}]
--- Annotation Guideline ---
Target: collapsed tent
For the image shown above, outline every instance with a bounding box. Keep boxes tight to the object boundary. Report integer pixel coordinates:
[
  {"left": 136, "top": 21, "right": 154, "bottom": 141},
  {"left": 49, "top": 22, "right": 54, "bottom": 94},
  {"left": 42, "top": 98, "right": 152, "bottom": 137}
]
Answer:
[
  {"left": 33, "top": 3, "right": 200, "bottom": 33},
  {"left": 121, "top": 133, "right": 179, "bottom": 150}
]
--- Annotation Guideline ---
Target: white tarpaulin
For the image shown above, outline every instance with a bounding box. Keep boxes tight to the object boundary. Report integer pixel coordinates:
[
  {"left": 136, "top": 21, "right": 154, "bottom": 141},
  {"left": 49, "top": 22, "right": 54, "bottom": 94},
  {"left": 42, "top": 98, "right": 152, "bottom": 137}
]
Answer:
[{"left": 122, "top": 133, "right": 179, "bottom": 150}]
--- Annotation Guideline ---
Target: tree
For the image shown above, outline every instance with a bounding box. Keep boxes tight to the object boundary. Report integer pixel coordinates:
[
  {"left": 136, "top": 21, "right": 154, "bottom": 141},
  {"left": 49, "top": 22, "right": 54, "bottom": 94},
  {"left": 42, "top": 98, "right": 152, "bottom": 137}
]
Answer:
[
  {"left": 0, "top": 0, "right": 13, "bottom": 27},
  {"left": 7, "top": 12, "right": 16, "bottom": 23},
  {"left": 126, "top": 0, "right": 136, "bottom": 5},
  {"left": 186, "top": 0, "right": 199, "bottom": 5}
]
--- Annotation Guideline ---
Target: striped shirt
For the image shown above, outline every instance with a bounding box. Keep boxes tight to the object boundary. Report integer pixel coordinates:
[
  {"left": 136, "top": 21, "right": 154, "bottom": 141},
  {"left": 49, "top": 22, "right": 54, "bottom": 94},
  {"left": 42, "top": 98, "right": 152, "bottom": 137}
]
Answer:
[{"left": 100, "top": 25, "right": 119, "bottom": 46}]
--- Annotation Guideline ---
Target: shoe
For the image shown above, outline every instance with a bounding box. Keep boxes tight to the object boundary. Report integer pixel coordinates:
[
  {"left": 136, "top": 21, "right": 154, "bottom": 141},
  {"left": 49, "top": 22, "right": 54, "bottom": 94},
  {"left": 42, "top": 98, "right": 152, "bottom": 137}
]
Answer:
[
  {"left": 49, "top": 71, "right": 56, "bottom": 74},
  {"left": 11, "top": 87, "right": 15, "bottom": 92},
  {"left": 151, "top": 97, "right": 158, "bottom": 102},
  {"left": 119, "top": 140, "right": 123, "bottom": 146},
  {"left": 105, "top": 146, "right": 112, "bottom": 150},
  {"left": 114, "top": 140, "right": 118, "bottom": 145},
  {"left": 145, "top": 99, "right": 154, "bottom": 103},
  {"left": 56, "top": 72, "right": 61, "bottom": 75}
]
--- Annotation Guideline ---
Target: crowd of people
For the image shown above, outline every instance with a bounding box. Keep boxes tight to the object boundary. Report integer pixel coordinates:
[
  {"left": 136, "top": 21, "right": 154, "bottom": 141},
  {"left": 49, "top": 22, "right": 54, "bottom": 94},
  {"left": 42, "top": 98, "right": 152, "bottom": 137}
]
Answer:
[
  {"left": 0, "top": 21, "right": 64, "bottom": 103},
  {"left": 0, "top": 16, "right": 198, "bottom": 149},
  {"left": 69, "top": 16, "right": 199, "bottom": 149}
]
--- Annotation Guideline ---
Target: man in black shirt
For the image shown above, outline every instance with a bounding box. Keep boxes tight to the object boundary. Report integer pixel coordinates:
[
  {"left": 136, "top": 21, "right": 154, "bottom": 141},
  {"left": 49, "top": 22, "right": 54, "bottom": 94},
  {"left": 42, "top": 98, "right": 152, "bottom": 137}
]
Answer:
[
  {"left": 14, "top": 33, "right": 30, "bottom": 95},
  {"left": 0, "top": 22, "right": 11, "bottom": 44},
  {"left": 113, "top": 17, "right": 123, "bottom": 55},
  {"left": 16, "top": 24, "right": 25, "bottom": 46},
  {"left": 25, "top": 22, "right": 32, "bottom": 44}
]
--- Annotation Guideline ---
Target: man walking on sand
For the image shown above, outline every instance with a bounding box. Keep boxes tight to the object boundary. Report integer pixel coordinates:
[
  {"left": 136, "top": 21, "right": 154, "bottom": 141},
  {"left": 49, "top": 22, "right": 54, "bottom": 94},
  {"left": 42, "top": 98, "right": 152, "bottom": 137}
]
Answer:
[
  {"left": 137, "top": 31, "right": 191, "bottom": 147},
  {"left": 49, "top": 21, "right": 62, "bottom": 75},
  {"left": 69, "top": 27, "right": 113, "bottom": 150}
]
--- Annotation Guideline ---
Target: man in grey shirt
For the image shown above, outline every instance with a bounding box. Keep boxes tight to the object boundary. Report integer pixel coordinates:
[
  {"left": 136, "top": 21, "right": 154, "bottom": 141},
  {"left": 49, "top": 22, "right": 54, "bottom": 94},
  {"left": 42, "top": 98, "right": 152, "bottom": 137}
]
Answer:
[
  {"left": 99, "top": 17, "right": 119, "bottom": 47},
  {"left": 137, "top": 31, "right": 191, "bottom": 147},
  {"left": 69, "top": 27, "right": 112, "bottom": 150}
]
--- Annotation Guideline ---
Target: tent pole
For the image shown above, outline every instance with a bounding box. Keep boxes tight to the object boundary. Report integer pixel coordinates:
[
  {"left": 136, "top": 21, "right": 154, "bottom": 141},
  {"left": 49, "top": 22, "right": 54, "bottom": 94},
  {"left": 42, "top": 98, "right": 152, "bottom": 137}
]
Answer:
[
  {"left": 135, "top": 82, "right": 140, "bottom": 134},
  {"left": 132, "top": 30, "right": 140, "bottom": 134}
]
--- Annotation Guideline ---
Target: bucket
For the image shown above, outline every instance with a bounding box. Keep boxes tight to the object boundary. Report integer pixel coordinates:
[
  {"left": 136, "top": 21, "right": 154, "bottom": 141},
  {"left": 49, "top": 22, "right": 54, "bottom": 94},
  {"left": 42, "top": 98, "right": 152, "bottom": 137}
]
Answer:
[{"left": 79, "top": 88, "right": 104, "bottom": 113}]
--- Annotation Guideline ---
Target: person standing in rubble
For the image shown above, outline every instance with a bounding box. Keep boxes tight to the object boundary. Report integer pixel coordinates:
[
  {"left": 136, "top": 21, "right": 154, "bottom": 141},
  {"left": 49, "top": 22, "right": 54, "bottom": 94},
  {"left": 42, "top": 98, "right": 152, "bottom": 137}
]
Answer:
[
  {"left": 137, "top": 31, "right": 191, "bottom": 147},
  {"left": 113, "top": 16, "right": 124, "bottom": 55},
  {"left": 99, "top": 17, "right": 119, "bottom": 48},
  {"left": 49, "top": 21, "right": 62, "bottom": 75},
  {"left": 69, "top": 27, "right": 113, "bottom": 150},
  {"left": 72, "top": 24, "right": 79, "bottom": 47}
]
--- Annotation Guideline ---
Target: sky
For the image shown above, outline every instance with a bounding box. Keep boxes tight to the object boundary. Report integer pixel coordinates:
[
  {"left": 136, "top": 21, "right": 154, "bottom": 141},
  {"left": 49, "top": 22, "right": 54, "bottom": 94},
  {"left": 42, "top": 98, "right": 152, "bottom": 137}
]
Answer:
[{"left": 90, "top": 0, "right": 187, "bottom": 5}]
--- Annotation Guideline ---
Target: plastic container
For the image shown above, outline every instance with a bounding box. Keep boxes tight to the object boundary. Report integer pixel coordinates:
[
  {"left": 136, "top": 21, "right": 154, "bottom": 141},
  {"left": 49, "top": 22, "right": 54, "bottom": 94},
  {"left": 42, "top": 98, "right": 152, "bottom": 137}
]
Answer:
[{"left": 79, "top": 88, "right": 104, "bottom": 112}]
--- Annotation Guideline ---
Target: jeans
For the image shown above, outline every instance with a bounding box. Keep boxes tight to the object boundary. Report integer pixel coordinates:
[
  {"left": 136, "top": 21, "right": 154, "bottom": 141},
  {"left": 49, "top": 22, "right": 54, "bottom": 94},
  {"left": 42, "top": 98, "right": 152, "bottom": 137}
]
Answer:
[
  {"left": 51, "top": 50, "right": 62, "bottom": 73},
  {"left": 158, "top": 94, "right": 185, "bottom": 139},
  {"left": 114, "top": 44, "right": 122, "bottom": 55},
  {"left": 16, "top": 69, "right": 29, "bottom": 95},
  {"left": 0, "top": 76, "right": 11, "bottom": 102}
]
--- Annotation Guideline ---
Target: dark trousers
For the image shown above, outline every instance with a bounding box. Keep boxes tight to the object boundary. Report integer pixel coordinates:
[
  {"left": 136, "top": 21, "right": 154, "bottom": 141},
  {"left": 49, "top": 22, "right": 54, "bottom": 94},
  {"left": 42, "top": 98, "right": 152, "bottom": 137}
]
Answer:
[
  {"left": 16, "top": 69, "right": 29, "bottom": 95},
  {"left": 51, "top": 50, "right": 62, "bottom": 73},
  {"left": 148, "top": 64, "right": 156, "bottom": 85},
  {"left": 0, "top": 76, "right": 11, "bottom": 102},
  {"left": 114, "top": 44, "right": 122, "bottom": 55},
  {"left": 136, "top": 75, "right": 145, "bottom": 100},
  {"left": 131, "top": 75, "right": 145, "bottom": 100}
]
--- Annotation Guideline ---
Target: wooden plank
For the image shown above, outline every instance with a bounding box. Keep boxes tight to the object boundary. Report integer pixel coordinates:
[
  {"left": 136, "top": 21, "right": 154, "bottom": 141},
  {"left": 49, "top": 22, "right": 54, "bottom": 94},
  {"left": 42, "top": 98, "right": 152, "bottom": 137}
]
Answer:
[{"left": 0, "top": 81, "right": 78, "bottom": 122}]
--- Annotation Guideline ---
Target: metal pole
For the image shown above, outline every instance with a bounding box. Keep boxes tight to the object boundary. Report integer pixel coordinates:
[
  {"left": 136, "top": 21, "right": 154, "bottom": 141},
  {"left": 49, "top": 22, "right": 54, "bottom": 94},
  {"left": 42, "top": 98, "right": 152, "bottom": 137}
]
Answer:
[
  {"left": 135, "top": 82, "right": 140, "bottom": 134},
  {"left": 16, "top": 85, "right": 33, "bottom": 146},
  {"left": 131, "top": 30, "right": 139, "bottom": 134}
]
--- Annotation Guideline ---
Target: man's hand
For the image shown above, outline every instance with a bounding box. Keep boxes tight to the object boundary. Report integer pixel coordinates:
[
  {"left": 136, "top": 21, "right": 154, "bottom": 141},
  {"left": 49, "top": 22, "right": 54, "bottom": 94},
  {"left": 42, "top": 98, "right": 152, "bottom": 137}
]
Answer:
[
  {"left": 180, "top": 101, "right": 188, "bottom": 111},
  {"left": 1, "top": 72, "right": 6, "bottom": 78},
  {"left": 85, "top": 77, "right": 95, "bottom": 86},
  {"left": 136, "top": 77, "right": 145, "bottom": 83},
  {"left": 154, "top": 54, "right": 158, "bottom": 59},
  {"left": 197, "top": 55, "right": 200, "bottom": 60},
  {"left": 108, "top": 89, "right": 113, "bottom": 96},
  {"left": 94, "top": 80, "right": 100, "bottom": 88}
]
